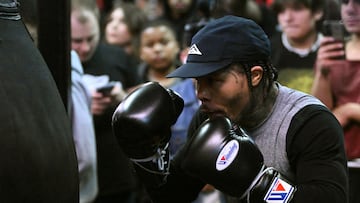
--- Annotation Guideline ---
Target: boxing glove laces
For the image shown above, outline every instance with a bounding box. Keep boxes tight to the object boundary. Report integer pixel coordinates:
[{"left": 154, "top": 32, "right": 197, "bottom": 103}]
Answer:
[{"left": 112, "top": 82, "right": 184, "bottom": 185}]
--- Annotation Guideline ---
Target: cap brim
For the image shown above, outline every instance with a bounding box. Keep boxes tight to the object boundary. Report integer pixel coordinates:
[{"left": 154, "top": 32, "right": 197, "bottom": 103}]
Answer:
[{"left": 167, "top": 60, "right": 232, "bottom": 78}]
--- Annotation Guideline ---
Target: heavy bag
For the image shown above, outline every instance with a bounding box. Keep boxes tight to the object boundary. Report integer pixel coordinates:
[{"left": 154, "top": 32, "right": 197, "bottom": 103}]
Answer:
[{"left": 0, "top": 1, "right": 78, "bottom": 202}]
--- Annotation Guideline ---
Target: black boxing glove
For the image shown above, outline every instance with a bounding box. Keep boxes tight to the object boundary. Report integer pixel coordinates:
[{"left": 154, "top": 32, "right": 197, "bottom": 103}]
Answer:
[
  {"left": 182, "top": 116, "right": 296, "bottom": 203},
  {"left": 112, "top": 82, "right": 184, "bottom": 186}
]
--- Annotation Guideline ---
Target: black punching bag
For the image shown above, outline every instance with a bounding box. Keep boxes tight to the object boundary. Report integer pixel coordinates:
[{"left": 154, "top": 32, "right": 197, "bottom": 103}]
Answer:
[{"left": 0, "top": 1, "right": 79, "bottom": 202}]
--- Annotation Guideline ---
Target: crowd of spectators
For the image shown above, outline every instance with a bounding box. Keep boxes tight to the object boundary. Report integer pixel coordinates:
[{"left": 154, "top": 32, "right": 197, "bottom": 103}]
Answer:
[{"left": 20, "top": 0, "right": 360, "bottom": 202}]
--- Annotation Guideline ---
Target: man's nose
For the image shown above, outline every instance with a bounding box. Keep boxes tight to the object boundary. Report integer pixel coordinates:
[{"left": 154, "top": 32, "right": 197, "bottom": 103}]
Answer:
[
  {"left": 80, "top": 40, "right": 91, "bottom": 52},
  {"left": 153, "top": 42, "right": 164, "bottom": 51},
  {"left": 196, "top": 80, "right": 210, "bottom": 101}
]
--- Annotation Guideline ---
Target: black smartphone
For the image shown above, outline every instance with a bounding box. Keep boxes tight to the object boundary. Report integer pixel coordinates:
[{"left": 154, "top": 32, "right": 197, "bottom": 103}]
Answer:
[
  {"left": 97, "top": 82, "right": 116, "bottom": 96},
  {"left": 322, "top": 20, "right": 346, "bottom": 60}
]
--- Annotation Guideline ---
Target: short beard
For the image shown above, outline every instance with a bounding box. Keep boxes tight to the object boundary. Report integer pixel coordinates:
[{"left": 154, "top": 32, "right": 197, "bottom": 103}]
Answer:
[
  {"left": 234, "top": 84, "right": 276, "bottom": 130},
  {"left": 232, "top": 91, "right": 257, "bottom": 129}
]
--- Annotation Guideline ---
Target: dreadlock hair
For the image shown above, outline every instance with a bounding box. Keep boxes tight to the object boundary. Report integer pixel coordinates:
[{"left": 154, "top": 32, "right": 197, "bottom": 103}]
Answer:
[{"left": 233, "top": 59, "right": 278, "bottom": 97}]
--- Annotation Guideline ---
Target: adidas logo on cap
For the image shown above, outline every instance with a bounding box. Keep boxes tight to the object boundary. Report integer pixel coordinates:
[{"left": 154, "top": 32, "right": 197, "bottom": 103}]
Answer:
[{"left": 188, "top": 44, "right": 202, "bottom": 55}]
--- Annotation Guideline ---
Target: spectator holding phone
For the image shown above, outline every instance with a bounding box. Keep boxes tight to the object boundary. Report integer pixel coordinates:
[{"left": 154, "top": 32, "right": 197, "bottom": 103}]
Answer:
[
  {"left": 270, "top": 0, "right": 325, "bottom": 93},
  {"left": 311, "top": 1, "right": 360, "bottom": 202},
  {"left": 71, "top": 4, "right": 141, "bottom": 203}
]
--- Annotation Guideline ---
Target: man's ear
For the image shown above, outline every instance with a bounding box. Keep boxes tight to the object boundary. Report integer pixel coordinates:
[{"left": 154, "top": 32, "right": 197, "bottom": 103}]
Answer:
[{"left": 250, "top": 66, "right": 263, "bottom": 86}]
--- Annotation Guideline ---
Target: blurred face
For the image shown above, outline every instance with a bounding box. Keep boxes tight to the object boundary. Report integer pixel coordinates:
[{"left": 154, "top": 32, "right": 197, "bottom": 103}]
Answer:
[
  {"left": 135, "top": 0, "right": 163, "bottom": 20},
  {"left": 140, "top": 25, "right": 179, "bottom": 71},
  {"left": 168, "top": 0, "right": 192, "bottom": 14},
  {"left": 341, "top": 0, "right": 360, "bottom": 34},
  {"left": 195, "top": 65, "right": 250, "bottom": 121},
  {"left": 277, "top": 3, "right": 321, "bottom": 40},
  {"left": 71, "top": 11, "right": 100, "bottom": 62},
  {"left": 105, "top": 8, "right": 133, "bottom": 54}
]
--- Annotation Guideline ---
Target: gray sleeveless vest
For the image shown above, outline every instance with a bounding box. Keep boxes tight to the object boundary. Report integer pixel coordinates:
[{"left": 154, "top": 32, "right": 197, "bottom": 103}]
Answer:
[{"left": 248, "top": 84, "right": 324, "bottom": 180}]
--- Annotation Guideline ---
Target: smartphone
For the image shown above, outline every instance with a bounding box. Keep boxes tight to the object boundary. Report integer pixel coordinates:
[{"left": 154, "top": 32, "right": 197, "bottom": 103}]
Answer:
[
  {"left": 97, "top": 82, "right": 116, "bottom": 96},
  {"left": 322, "top": 20, "right": 346, "bottom": 60}
]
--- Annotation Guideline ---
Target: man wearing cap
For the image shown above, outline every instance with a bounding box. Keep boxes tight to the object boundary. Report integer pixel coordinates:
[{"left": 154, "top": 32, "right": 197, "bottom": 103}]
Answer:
[{"left": 112, "top": 15, "right": 348, "bottom": 203}]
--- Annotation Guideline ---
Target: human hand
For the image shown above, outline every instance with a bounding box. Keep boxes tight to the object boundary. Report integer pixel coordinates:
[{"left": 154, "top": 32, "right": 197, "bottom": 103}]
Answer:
[
  {"left": 316, "top": 37, "right": 345, "bottom": 76},
  {"left": 92, "top": 82, "right": 128, "bottom": 115},
  {"left": 109, "top": 82, "right": 127, "bottom": 103},
  {"left": 333, "top": 103, "right": 360, "bottom": 127},
  {"left": 91, "top": 91, "right": 112, "bottom": 115}
]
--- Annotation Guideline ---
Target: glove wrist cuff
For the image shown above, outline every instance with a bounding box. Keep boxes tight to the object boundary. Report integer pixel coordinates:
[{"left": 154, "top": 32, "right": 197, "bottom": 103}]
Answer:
[{"left": 246, "top": 167, "right": 297, "bottom": 203}]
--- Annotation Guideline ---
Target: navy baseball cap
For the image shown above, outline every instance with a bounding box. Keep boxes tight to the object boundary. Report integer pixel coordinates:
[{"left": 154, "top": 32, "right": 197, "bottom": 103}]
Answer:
[{"left": 167, "top": 15, "right": 271, "bottom": 78}]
